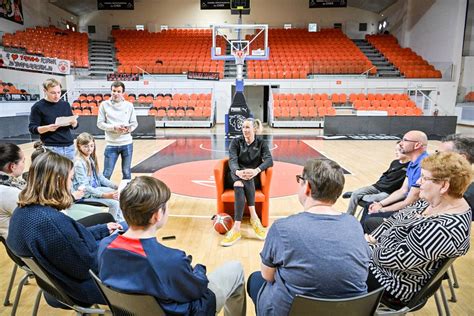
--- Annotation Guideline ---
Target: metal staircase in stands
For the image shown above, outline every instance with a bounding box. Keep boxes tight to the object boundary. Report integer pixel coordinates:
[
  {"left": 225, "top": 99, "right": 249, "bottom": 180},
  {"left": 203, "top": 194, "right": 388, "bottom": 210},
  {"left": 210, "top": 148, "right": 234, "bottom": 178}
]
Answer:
[
  {"left": 88, "top": 40, "right": 115, "bottom": 77},
  {"left": 353, "top": 39, "right": 401, "bottom": 78}
]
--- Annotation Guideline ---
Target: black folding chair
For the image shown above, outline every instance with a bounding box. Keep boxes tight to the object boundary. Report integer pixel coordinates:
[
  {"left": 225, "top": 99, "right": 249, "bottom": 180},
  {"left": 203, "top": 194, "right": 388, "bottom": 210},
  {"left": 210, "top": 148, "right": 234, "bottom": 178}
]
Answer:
[
  {"left": 289, "top": 287, "right": 384, "bottom": 316},
  {"left": 89, "top": 270, "right": 166, "bottom": 316},
  {"left": 376, "top": 257, "right": 457, "bottom": 315},
  {"left": 0, "top": 236, "right": 35, "bottom": 316},
  {"left": 20, "top": 256, "right": 107, "bottom": 316}
]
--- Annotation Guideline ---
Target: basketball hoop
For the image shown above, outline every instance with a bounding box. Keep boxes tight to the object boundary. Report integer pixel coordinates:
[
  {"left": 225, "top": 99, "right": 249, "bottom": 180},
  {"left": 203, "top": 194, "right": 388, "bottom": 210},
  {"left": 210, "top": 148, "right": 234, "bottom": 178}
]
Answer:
[{"left": 233, "top": 50, "right": 246, "bottom": 65}]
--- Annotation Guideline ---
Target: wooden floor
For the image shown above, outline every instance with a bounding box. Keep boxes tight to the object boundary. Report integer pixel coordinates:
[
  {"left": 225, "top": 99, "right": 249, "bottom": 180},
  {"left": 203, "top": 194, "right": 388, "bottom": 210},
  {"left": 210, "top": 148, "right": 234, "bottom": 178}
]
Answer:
[{"left": 1, "top": 126, "right": 473, "bottom": 316}]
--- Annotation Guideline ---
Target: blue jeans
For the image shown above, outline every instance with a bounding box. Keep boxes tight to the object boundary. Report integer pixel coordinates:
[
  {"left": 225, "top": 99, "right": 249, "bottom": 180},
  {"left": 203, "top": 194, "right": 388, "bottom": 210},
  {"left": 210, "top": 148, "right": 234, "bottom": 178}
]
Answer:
[
  {"left": 103, "top": 143, "right": 133, "bottom": 180},
  {"left": 247, "top": 271, "right": 266, "bottom": 313},
  {"left": 45, "top": 144, "right": 75, "bottom": 161}
]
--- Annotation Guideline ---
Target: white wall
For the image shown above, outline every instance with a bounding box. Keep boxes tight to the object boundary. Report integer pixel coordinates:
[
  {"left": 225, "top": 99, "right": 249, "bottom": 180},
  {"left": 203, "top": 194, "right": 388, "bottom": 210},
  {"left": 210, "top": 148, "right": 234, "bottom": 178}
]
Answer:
[
  {"left": 0, "top": 102, "right": 35, "bottom": 117},
  {"left": 0, "top": 0, "right": 78, "bottom": 35},
  {"left": 406, "top": 0, "right": 467, "bottom": 68},
  {"left": 79, "top": 0, "right": 380, "bottom": 40},
  {"left": 381, "top": 0, "right": 467, "bottom": 107},
  {"left": 383, "top": 0, "right": 467, "bottom": 65}
]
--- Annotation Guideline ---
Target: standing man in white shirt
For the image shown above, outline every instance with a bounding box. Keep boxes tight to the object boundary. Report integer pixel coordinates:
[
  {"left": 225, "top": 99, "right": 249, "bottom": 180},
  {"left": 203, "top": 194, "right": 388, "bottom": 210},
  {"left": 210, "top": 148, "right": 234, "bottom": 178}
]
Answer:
[{"left": 97, "top": 81, "right": 138, "bottom": 180}]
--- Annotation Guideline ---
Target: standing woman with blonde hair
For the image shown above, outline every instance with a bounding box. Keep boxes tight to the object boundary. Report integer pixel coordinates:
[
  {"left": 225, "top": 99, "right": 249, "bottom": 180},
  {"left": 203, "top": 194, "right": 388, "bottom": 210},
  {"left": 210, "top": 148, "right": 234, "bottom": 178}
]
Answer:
[
  {"left": 73, "top": 132, "right": 122, "bottom": 221},
  {"left": 221, "top": 118, "right": 273, "bottom": 247},
  {"left": 6, "top": 151, "right": 121, "bottom": 306}
]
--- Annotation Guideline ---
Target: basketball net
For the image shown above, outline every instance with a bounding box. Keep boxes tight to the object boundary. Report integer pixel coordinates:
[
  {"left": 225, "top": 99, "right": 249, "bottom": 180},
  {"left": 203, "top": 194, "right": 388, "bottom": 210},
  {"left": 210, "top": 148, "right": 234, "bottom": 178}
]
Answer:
[{"left": 233, "top": 50, "right": 246, "bottom": 65}]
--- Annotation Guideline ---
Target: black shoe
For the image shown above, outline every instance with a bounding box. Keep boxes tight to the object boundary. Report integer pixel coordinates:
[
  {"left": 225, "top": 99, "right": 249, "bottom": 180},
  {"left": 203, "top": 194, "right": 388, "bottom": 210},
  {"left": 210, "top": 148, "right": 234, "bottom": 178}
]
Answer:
[{"left": 342, "top": 192, "right": 352, "bottom": 199}]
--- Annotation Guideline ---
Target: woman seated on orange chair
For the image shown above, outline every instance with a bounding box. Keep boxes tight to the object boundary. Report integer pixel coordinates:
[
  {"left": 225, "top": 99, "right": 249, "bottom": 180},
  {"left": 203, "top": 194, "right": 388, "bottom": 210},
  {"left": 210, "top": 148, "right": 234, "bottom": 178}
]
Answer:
[
  {"left": 366, "top": 152, "right": 472, "bottom": 307},
  {"left": 221, "top": 118, "right": 273, "bottom": 247}
]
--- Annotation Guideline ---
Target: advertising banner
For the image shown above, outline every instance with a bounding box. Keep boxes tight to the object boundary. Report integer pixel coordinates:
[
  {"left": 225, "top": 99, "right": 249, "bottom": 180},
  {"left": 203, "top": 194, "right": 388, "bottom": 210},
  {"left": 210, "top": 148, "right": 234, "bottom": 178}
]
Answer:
[{"left": 0, "top": 50, "right": 71, "bottom": 75}]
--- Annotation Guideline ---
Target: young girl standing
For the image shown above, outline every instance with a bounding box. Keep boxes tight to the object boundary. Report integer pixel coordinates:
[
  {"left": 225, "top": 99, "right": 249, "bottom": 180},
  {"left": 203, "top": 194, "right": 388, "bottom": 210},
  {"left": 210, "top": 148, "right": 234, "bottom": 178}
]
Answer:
[{"left": 73, "top": 132, "right": 123, "bottom": 221}]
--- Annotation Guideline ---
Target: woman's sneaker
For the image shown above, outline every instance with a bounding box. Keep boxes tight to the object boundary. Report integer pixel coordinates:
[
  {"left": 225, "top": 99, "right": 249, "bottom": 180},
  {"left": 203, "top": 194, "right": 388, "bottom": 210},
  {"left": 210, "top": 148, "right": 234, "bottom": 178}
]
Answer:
[
  {"left": 220, "top": 229, "right": 242, "bottom": 247},
  {"left": 250, "top": 218, "right": 266, "bottom": 240}
]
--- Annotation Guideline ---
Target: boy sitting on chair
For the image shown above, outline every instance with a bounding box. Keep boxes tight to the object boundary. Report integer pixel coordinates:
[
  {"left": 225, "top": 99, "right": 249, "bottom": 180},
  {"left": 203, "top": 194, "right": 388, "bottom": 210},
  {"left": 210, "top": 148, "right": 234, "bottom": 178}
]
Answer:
[{"left": 97, "top": 176, "right": 246, "bottom": 316}]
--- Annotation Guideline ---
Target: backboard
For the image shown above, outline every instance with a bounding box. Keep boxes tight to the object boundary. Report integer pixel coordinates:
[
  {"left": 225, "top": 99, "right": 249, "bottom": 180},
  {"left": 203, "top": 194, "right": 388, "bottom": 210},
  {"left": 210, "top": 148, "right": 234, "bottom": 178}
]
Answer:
[{"left": 211, "top": 24, "right": 269, "bottom": 62}]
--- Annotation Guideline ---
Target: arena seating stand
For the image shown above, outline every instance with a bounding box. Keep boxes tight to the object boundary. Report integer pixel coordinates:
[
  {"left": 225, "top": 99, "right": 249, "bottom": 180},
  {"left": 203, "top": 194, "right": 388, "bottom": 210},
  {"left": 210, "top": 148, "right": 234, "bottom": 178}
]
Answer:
[
  {"left": 72, "top": 92, "right": 212, "bottom": 120},
  {"left": 113, "top": 29, "right": 225, "bottom": 78},
  {"left": 0, "top": 81, "right": 39, "bottom": 101},
  {"left": 246, "top": 28, "right": 377, "bottom": 79},
  {"left": 366, "top": 34, "right": 441, "bottom": 79},
  {"left": 272, "top": 92, "right": 423, "bottom": 120},
  {"left": 2, "top": 26, "right": 89, "bottom": 68}
]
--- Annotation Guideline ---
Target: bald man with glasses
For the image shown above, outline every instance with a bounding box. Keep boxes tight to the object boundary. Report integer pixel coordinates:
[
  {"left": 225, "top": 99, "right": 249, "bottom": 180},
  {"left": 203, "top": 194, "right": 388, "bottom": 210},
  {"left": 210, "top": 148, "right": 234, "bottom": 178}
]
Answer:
[{"left": 361, "top": 130, "right": 429, "bottom": 227}]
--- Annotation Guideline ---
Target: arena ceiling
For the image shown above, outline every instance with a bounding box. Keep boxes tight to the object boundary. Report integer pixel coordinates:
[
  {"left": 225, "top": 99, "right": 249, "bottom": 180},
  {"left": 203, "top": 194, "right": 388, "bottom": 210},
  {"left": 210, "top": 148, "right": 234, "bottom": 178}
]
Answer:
[{"left": 50, "top": 0, "right": 398, "bottom": 18}]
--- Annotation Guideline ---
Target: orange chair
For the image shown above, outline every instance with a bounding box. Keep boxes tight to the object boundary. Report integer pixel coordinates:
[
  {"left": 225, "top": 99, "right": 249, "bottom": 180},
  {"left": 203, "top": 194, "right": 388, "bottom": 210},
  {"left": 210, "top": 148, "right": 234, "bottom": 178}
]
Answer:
[{"left": 214, "top": 158, "right": 273, "bottom": 227}]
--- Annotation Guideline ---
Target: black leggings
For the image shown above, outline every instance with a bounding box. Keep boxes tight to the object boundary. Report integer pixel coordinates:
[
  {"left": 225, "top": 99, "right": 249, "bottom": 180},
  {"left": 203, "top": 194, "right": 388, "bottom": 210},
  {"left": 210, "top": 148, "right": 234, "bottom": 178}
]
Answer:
[
  {"left": 77, "top": 212, "right": 115, "bottom": 227},
  {"left": 225, "top": 170, "right": 261, "bottom": 222}
]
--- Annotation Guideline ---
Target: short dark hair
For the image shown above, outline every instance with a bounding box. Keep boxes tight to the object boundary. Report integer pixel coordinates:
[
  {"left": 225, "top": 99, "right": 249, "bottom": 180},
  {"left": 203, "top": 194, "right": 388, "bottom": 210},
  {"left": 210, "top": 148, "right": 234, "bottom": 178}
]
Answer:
[
  {"left": 441, "top": 134, "right": 474, "bottom": 164},
  {"left": 120, "top": 176, "right": 171, "bottom": 227},
  {"left": 111, "top": 81, "right": 125, "bottom": 92},
  {"left": 0, "top": 143, "right": 22, "bottom": 171},
  {"left": 302, "top": 158, "right": 345, "bottom": 204}
]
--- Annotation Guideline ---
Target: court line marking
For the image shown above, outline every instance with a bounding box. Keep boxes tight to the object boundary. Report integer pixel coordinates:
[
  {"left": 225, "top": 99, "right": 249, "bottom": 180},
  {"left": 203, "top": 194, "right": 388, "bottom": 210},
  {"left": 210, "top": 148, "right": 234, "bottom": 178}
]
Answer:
[
  {"left": 131, "top": 139, "right": 176, "bottom": 167},
  {"left": 310, "top": 147, "right": 356, "bottom": 176}
]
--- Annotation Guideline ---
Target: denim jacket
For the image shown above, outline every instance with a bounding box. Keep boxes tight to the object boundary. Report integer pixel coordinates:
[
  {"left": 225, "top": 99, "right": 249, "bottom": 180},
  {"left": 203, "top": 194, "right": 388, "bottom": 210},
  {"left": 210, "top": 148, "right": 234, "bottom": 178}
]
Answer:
[{"left": 73, "top": 157, "right": 118, "bottom": 198}]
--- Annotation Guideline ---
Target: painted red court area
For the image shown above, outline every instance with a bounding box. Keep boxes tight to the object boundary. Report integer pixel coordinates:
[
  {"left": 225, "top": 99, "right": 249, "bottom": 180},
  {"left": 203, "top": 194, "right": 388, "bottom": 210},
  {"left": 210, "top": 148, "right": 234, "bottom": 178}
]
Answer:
[{"left": 152, "top": 159, "right": 302, "bottom": 198}]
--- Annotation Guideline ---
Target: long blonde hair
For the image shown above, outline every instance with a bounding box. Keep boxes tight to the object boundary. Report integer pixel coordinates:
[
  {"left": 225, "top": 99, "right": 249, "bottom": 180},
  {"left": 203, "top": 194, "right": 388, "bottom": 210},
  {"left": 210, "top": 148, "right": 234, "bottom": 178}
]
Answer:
[
  {"left": 18, "top": 151, "right": 73, "bottom": 210},
  {"left": 243, "top": 118, "right": 263, "bottom": 135},
  {"left": 75, "top": 132, "right": 99, "bottom": 176}
]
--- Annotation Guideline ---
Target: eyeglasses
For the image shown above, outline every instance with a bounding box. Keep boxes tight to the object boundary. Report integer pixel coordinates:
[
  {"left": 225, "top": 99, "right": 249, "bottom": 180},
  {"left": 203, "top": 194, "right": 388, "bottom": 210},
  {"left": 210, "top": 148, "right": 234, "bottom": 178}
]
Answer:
[
  {"left": 420, "top": 175, "right": 447, "bottom": 183},
  {"left": 296, "top": 175, "right": 306, "bottom": 184},
  {"left": 402, "top": 138, "right": 419, "bottom": 143}
]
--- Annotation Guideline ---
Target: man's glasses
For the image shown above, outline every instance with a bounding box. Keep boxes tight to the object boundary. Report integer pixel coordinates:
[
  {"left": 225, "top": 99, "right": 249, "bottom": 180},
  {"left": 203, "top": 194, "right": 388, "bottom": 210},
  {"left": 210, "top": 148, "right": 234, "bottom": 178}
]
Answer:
[
  {"left": 402, "top": 138, "right": 419, "bottom": 143},
  {"left": 296, "top": 175, "right": 305, "bottom": 184}
]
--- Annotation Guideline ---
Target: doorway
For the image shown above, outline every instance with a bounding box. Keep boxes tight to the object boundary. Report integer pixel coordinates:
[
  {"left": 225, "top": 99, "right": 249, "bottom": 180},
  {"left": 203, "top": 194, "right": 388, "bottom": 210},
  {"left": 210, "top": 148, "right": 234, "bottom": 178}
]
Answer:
[{"left": 231, "top": 85, "right": 269, "bottom": 122}]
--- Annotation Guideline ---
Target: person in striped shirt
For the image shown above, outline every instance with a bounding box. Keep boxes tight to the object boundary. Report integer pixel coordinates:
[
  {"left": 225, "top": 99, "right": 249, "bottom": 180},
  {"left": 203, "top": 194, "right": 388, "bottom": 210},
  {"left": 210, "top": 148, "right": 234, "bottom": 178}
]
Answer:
[{"left": 365, "top": 152, "right": 472, "bottom": 305}]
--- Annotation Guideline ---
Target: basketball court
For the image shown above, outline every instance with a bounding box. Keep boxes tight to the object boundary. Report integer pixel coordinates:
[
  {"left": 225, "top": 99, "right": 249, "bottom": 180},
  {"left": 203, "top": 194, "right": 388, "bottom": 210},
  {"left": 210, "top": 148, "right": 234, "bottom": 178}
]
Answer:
[{"left": 1, "top": 126, "right": 472, "bottom": 316}]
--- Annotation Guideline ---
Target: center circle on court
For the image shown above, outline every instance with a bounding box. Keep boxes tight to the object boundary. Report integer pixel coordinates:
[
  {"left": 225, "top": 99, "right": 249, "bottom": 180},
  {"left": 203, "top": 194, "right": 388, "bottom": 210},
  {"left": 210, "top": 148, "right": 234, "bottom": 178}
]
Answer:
[{"left": 152, "top": 159, "right": 302, "bottom": 198}]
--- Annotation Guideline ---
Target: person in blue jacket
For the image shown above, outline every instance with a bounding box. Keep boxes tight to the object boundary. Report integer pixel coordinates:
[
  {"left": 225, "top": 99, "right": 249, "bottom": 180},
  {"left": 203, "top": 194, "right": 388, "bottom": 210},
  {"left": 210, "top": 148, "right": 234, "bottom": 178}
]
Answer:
[{"left": 98, "top": 176, "right": 246, "bottom": 316}]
